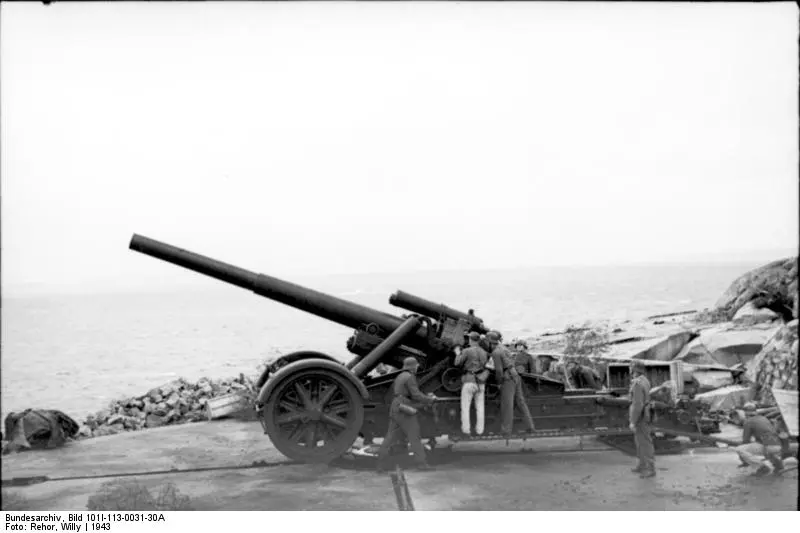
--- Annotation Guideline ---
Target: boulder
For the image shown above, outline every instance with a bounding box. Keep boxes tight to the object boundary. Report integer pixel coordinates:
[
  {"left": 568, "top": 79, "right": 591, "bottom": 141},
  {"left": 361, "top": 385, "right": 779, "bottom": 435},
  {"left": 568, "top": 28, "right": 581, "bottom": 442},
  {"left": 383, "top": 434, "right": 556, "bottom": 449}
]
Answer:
[
  {"left": 84, "top": 415, "right": 98, "bottom": 430},
  {"left": 715, "top": 257, "right": 797, "bottom": 321},
  {"left": 673, "top": 325, "right": 779, "bottom": 368},
  {"left": 691, "top": 370, "right": 735, "bottom": 393},
  {"left": 673, "top": 338, "right": 720, "bottom": 366},
  {"left": 629, "top": 331, "right": 697, "bottom": 362},
  {"left": 160, "top": 380, "right": 184, "bottom": 397},
  {"left": 93, "top": 425, "right": 121, "bottom": 437},
  {"left": 94, "top": 409, "right": 111, "bottom": 424},
  {"left": 694, "top": 384, "right": 755, "bottom": 412},
  {"left": 745, "top": 320, "right": 799, "bottom": 406},
  {"left": 165, "top": 392, "right": 180, "bottom": 409},
  {"left": 145, "top": 414, "right": 165, "bottom": 428},
  {"left": 733, "top": 302, "right": 780, "bottom": 324}
]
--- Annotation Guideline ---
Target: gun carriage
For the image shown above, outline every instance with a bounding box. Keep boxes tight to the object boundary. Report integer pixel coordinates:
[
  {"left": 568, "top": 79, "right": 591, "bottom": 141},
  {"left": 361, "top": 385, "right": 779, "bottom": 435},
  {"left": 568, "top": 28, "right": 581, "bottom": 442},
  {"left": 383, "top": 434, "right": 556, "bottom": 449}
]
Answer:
[{"left": 129, "top": 235, "right": 721, "bottom": 463}]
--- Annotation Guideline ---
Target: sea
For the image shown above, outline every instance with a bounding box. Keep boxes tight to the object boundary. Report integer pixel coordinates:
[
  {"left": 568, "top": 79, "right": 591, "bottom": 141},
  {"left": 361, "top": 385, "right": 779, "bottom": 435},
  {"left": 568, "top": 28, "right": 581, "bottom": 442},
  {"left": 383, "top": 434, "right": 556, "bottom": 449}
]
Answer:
[{"left": 0, "top": 262, "right": 760, "bottom": 422}]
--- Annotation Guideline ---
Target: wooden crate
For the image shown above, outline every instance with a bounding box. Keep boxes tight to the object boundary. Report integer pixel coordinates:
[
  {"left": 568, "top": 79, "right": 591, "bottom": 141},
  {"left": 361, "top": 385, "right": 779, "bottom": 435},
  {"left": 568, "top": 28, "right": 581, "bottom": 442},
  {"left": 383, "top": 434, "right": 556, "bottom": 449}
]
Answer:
[
  {"left": 606, "top": 360, "right": 684, "bottom": 394},
  {"left": 772, "top": 389, "right": 798, "bottom": 437},
  {"left": 205, "top": 392, "right": 252, "bottom": 421}
]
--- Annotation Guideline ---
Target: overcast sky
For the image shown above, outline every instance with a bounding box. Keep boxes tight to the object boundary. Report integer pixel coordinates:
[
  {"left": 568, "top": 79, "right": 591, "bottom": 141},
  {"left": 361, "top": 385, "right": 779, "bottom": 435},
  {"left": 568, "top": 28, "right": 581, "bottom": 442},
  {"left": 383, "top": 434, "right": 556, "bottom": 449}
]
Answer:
[{"left": 2, "top": 2, "right": 798, "bottom": 294}]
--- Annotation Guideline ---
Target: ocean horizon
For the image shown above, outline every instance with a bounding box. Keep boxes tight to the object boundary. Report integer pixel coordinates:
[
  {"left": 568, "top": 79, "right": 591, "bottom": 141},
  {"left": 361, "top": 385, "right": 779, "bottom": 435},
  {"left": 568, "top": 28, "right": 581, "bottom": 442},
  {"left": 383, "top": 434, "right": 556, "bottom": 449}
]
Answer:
[{"left": 0, "top": 260, "right": 770, "bottom": 422}]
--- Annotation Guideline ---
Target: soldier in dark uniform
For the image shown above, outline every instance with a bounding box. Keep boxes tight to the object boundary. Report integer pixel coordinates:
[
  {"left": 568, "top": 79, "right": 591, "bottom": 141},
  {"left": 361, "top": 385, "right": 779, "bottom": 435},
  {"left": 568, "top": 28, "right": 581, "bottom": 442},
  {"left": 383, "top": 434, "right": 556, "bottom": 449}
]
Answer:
[
  {"left": 567, "top": 360, "right": 603, "bottom": 390},
  {"left": 736, "top": 402, "right": 784, "bottom": 476},
  {"left": 376, "top": 357, "right": 436, "bottom": 472},
  {"left": 487, "top": 331, "right": 535, "bottom": 436},
  {"left": 629, "top": 361, "right": 655, "bottom": 478},
  {"left": 513, "top": 340, "right": 536, "bottom": 375}
]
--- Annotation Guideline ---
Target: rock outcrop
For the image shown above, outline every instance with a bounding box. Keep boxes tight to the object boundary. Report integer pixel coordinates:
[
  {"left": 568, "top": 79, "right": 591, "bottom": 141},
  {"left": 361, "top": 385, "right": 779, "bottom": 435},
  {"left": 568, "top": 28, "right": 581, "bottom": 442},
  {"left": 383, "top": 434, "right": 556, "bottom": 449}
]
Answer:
[
  {"left": 714, "top": 257, "right": 797, "bottom": 321},
  {"left": 673, "top": 324, "right": 780, "bottom": 368},
  {"left": 744, "top": 319, "right": 798, "bottom": 406}
]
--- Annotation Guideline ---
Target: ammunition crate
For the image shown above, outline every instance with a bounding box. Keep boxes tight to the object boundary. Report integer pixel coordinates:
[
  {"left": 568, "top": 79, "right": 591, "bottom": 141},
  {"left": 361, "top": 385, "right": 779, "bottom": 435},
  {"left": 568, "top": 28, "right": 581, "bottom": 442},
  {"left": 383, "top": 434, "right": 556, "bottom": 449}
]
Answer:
[{"left": 606, "top": 360, "right": 684, "bottom": 394}]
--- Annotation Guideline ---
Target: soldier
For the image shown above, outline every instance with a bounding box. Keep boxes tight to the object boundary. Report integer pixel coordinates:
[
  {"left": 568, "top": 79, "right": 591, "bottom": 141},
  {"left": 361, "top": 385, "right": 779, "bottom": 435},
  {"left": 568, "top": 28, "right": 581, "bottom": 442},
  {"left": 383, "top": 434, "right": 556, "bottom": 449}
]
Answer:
[
  {"left": 629, "top": 361, "right": 655, "bottom": 478},
  {"left": 376, "top": 357, "right": 436, "bottom": 472},
  {"left": 513, "top": 340, "right": 536, "bottom": 375},
  {"left": 487, "top": 331, "right": 536, "bottom": 436},
  {"left": 735, "top": 402, "right": 784, "bottom": 476},
  {"left": 538, "top": 354, "right": 556, "bottom": 376},
  {"left": 567, "top": 360, "right": 603, "bottom": 390},
  {"left": 455, "top": 331, "right": 489, "bottom": 436}
]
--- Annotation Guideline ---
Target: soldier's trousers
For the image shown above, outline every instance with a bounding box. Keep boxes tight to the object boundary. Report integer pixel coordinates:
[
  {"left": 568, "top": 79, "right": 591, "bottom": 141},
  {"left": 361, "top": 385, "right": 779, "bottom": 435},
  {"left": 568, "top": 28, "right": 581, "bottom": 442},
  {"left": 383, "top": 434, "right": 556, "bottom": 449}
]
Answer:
[
  {"left": 377, "top": 412, "right": 428, "bottom": 467},
  {"left": 634, "top": 421, "right": 655, "bottom": 472},
  {"left": 736, "top": 443, "right": 783, "bottom": 470},
  {"left": 460, "top": 382, "right": 485, "bottom": 435},
  {"left": 500, "top": 376, "right": 535, "bottom": 434}
]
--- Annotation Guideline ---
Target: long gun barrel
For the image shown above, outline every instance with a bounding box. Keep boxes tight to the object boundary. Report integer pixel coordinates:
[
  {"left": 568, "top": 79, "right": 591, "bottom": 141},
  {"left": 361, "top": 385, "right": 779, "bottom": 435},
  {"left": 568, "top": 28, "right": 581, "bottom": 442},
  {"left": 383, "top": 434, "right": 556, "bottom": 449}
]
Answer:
[
  {"left": 129, "top": 235, "right": 431, "bottom": 344},
  {"left": 389, "top": 290, "right": 488, "bottom": 334}
]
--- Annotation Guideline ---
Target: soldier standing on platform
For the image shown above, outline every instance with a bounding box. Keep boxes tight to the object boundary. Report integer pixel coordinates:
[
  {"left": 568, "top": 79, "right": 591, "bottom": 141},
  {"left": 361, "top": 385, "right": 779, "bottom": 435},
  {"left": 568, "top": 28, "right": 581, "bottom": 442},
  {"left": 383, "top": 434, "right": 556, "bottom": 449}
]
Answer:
[
  {"left": 377, "top": 357, "right": 436, "bottom": 472},
  {"left": 455, "top": 331, "right": 489, "bottom": 437},
  {"left": 513, "top": 340, "right": 536, "bottom": 375},
  {"left": 487, "top": 331, "right": 535, "bottom": 436},
  {"left": 629, "top": 361, "right": 655, "bottom": 478}
]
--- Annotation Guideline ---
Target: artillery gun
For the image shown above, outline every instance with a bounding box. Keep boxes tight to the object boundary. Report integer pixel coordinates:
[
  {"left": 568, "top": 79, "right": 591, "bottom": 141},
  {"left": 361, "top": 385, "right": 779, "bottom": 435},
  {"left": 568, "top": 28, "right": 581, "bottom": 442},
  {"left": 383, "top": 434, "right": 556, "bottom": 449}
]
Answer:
[{"left": 129, "top": 235, "right": 721, "bottom": 463}]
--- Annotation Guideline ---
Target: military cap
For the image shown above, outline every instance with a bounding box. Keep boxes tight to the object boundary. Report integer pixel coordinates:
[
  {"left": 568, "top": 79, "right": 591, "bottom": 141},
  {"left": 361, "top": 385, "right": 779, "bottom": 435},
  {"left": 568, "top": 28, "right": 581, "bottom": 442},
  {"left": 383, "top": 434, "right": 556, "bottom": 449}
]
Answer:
[
  {"left": 486, "top": 331, "right": 502, "bottom": 342},
  {"left": 468, "top": 331, "right": 481, "bottom": 341},
  {"left": 402, "top": 357, "right": 419, "bottom": 371},
  {"left": 742, "top": 402, "right": 757, "bottom": 413},
  {"left": 631, "top": 360, "right": 647, "bottom": 374}
]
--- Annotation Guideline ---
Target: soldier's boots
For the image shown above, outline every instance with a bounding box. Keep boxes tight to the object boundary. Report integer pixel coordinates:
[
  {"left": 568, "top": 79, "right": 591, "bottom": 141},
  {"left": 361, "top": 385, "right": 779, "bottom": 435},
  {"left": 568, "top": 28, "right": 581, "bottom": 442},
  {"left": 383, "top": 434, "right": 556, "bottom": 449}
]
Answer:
[
  {"left": 639, "top": 469, "right": 656, "bottom": 479},
  {"left": 766, "top": 455, "right": 784, "bottom": 475},
  {"left": 754, "top": 465, "right": 771, "bottom": 477}
]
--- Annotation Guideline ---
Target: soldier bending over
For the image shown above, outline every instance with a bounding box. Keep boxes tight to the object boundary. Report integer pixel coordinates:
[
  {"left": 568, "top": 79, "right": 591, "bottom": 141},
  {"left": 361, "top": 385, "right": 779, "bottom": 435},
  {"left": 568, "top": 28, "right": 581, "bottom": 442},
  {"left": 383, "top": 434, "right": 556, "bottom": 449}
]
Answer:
[{"left": 735, "top": 402, "right": 784, "bottom": 476}]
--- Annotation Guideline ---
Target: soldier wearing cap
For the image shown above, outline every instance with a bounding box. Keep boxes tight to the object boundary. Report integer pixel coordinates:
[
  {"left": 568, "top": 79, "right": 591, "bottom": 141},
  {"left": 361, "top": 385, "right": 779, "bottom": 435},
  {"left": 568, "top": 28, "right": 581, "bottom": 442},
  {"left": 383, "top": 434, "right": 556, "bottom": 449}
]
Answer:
[
  {"left": 513, "top": 339, "right": 537, "bottom": 376},
  {"left": 629, "top": 361, "right": 655, "bottom": 478},
  {"left": 376, "top": 357, "right": 436, "bottom": 472},
  {"left": 487, "top": 331, "right": 536, "bottom": 436},
  {"left": 735, "top": 402, "right": 784, "bottom": 476},
  {"left": 454, "top": 331, "right": 489, "bottom": 436}
]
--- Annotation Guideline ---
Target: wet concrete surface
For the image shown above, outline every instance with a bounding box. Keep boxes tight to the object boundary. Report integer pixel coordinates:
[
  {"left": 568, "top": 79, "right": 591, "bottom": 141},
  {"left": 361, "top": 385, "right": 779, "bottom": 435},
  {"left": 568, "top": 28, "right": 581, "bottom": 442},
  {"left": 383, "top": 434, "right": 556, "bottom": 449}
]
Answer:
[{"left": 2, "top": 420, "right": 797, "bottom": 511}]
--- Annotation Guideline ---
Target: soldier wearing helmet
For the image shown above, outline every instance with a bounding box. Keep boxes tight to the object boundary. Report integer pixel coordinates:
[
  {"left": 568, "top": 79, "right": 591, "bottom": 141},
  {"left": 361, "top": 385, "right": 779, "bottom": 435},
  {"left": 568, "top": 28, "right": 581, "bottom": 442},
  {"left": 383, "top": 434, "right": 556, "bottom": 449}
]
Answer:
[
  {"left": 487, "top": 331, "right": 535, "bottom": 436},
  {"left": 735, "top": 402, "right": 784, "bottom": 476},
  {"left": 629, "top": 361, "right": 655, "bottom": 478},
  {"left": 376, "top": 357, "right": 436, "bottom": 472}
]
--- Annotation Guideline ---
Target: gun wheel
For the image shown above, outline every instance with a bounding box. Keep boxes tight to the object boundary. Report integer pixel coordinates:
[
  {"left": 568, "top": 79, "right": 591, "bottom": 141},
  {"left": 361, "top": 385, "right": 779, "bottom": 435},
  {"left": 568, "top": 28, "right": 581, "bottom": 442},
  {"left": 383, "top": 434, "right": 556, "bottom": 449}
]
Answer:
[{"left": 264, "top": 368, "right": 364, "bottom": 463}]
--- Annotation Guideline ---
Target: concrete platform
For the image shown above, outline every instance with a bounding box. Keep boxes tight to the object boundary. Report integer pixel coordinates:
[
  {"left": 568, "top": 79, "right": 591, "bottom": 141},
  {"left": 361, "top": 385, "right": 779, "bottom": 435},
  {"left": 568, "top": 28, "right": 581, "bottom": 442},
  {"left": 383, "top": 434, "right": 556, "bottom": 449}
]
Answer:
[{"left": 2, "top": 420, "right": 797, "bottom": 511}]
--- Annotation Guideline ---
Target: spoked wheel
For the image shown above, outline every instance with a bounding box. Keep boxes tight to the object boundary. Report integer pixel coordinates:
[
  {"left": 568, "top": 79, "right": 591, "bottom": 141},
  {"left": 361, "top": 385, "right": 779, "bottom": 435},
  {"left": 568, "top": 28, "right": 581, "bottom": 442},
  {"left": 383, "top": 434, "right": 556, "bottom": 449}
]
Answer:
[{"left": 264, "top": 368, "right": 364, "bottom": 463}]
